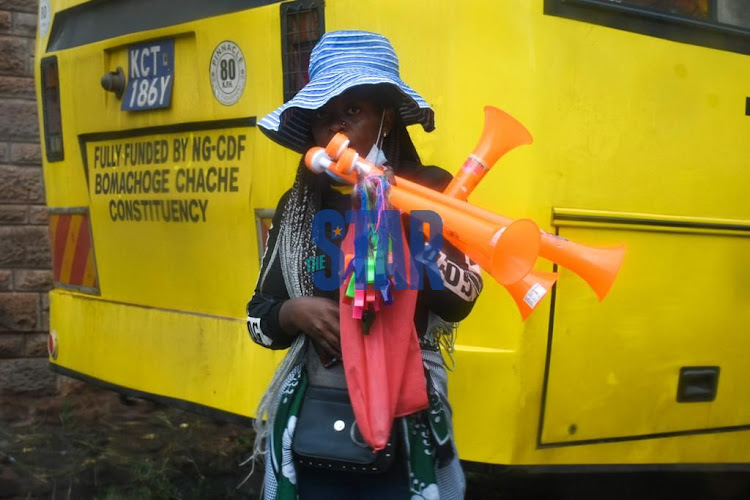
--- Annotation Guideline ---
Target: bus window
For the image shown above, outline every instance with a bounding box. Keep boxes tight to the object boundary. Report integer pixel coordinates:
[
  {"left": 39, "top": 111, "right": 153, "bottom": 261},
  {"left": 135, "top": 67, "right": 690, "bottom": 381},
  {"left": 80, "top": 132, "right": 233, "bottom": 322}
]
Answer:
[
  {"left": 545, "top": 0, "right": 750, "bottom": 55},
  {"left": 610, "top": 0, "right": 710, "bottom": 21},
  {"left": 609, "top": 0, "right": 750, "bottom": 28},
  {"left": 718, "top": 1, "right": 750, "bottom": 29},
  {"left": 281, "top": 0, "right": 325, "bottom": 102}
]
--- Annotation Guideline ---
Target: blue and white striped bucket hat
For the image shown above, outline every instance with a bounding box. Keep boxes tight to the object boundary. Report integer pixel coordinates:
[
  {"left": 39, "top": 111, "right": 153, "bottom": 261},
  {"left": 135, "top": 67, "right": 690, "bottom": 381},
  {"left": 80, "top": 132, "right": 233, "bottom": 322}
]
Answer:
[{"left": 258, "top": 30, "right": 435, "bottom": 153}]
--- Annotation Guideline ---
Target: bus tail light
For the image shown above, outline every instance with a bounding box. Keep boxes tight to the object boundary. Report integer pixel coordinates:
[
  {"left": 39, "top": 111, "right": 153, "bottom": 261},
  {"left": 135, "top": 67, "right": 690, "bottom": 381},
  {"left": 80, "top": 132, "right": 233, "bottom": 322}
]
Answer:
[{"left": 40, "top": 56, "right": 64, "bottom": 162}]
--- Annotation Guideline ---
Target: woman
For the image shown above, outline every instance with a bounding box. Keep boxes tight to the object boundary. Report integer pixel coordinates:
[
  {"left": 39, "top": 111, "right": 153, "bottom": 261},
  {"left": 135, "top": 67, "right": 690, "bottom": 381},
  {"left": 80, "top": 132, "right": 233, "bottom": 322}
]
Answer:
[{"left": 247, "top": 30, "right": 482, "bottom": 499}]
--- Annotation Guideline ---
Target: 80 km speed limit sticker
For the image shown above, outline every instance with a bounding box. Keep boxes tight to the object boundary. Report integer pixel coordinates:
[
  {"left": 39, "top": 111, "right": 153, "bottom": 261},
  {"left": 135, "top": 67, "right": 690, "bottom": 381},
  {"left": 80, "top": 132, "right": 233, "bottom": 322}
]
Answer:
[{"left": 210, "top": 41, "right": 247, "bottom": 106}]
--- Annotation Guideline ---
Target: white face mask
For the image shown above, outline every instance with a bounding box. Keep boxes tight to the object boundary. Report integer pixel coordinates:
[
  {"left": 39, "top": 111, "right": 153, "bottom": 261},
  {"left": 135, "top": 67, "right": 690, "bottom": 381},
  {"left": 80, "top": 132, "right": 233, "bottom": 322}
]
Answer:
[
  {"left": 364, "top": 109, "right": 388, "bottom": 167},
  {"left": 365, "top": 143, "right": 387, "bottom": 166}
]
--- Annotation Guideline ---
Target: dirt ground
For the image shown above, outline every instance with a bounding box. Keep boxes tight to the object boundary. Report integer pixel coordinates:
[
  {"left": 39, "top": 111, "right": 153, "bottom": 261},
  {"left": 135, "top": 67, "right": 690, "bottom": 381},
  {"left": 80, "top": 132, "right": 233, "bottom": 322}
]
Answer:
[
  {"left": 0, "top": 381, "right": 263, "bottom": 499},
  {"left": 2, "top": 380, "right": 749, "bottom": 499}
]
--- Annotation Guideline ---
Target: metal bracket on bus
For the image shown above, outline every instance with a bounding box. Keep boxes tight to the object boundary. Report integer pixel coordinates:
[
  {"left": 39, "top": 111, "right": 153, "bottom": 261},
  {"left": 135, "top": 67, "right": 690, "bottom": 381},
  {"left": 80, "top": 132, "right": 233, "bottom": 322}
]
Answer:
[{"left": 101, "top": 67, "right": 125, "bottom": 99}]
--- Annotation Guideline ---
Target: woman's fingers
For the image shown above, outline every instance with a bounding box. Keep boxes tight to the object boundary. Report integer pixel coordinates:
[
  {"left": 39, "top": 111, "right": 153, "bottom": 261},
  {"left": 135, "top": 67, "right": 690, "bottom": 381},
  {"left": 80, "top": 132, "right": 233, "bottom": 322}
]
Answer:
[
  {"left": 316, "top": 335, "right": 339, "bottom": 359},
  {"left": 289, "top": 297, "right": 341, "bottom": 357},
  {"left": 383, "top": 165, "right": 397, "bottom": 185},
  {"left": 317, "top": 304, "right": 341, "bottom": 355},
  {"left": 278, "top": 296, "right": 343, "bottom": 357}
]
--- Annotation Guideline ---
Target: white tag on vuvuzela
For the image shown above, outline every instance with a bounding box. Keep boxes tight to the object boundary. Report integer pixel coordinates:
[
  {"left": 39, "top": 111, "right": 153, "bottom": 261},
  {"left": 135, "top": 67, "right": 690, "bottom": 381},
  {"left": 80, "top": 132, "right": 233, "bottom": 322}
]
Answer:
[{"left": 523, "top": 283, "right": 547, "bottom": 308}]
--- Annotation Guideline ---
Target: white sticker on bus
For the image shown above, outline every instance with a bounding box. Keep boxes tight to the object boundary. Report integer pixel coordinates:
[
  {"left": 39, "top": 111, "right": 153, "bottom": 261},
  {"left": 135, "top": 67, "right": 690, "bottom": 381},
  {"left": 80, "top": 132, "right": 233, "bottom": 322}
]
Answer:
[
  {"left": 39, "top": 0, "right": 51, "bottom": 37},
  {"left": 210, "top": 41, "right": 247, "bottom": 106}
]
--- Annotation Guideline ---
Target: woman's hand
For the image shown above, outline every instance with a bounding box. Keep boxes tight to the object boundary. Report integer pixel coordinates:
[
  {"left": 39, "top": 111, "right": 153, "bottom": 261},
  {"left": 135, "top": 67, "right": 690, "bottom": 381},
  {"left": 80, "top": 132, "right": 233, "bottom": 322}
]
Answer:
[
  {"left": 279, "top": 297, "right": 341, "bottom": 358},
  {"left": 382, "top": 165, "right": 397, "bottom": 186}
]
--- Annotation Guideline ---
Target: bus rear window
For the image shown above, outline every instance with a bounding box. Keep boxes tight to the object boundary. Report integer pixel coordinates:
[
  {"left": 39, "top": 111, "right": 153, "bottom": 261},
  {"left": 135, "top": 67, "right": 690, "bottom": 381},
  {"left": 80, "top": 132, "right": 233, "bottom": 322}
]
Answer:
[
  {"left": 545, "top": 0, "right": 750, "bottom": 55},
  {"left": 280, "top": 0, "right": 325, "bottom": 102},
  {"left": 717, "top": 2, "right": 750, "bottom": 29},
  {"left": 613, "top": 0, "right": 710, "bottom": 21},
  {"left": 610, "top": 0, "right": 750, "bottom": 28}
]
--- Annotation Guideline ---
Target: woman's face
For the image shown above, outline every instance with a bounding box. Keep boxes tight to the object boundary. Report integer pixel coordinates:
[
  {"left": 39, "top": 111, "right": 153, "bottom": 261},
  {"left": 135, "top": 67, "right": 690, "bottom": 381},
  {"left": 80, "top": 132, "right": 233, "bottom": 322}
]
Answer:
[{"left": 311, "top": 87, "right": 394, "bottom": 156}]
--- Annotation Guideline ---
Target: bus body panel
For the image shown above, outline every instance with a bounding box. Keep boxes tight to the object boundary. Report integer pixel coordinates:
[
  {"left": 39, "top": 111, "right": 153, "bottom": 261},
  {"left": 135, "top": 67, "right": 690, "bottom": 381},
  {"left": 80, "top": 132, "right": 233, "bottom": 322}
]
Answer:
[{"left": 36, "top": 0, "right": 750, "bottom": 467}]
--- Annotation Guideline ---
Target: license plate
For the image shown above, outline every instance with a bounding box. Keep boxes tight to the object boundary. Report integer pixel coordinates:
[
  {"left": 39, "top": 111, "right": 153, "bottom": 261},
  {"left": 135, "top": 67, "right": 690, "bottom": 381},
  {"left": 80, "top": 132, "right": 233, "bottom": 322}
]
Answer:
[{"left": 122, "top": 39, "right": 174, "bottom": 111}]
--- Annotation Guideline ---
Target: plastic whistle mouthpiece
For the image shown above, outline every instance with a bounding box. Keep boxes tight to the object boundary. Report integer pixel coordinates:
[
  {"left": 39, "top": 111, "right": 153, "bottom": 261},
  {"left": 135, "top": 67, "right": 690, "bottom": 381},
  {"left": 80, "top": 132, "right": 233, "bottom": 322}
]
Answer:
[{"left": 305, "top": 147, "right": 330, "bottom": 173}]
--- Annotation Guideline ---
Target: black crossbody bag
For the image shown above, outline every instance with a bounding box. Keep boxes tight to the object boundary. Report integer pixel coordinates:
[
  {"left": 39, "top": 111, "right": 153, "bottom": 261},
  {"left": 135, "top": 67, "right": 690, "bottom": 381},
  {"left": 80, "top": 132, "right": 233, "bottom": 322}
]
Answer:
[{"left": 292, "top": 386, "right": 397, "bottom": 473}]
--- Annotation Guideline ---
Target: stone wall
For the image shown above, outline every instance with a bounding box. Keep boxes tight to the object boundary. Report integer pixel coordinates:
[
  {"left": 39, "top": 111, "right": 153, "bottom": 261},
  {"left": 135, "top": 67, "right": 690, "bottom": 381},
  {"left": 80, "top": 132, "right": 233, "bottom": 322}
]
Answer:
[{"left": 0, "top": 0, "right": 59, "bottom": 411}]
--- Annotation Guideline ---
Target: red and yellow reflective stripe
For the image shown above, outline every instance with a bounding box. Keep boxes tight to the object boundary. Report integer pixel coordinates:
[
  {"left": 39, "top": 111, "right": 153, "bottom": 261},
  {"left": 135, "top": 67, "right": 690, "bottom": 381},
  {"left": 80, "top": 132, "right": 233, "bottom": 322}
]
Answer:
[{"left": 49, "top": 212, "right": 98, "bottom": 290}]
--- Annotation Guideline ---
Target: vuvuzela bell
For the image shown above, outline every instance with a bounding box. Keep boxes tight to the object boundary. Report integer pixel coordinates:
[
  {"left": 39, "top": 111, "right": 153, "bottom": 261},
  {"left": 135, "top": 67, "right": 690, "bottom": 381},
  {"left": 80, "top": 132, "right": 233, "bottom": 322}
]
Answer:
[{"left": 443, "top": 106, "right": 533, "bottom": 200}]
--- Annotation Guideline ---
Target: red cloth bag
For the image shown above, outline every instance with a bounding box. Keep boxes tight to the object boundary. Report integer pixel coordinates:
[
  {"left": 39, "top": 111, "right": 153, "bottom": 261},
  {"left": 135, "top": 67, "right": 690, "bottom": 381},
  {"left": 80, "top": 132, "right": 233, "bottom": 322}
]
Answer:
[{"left": 339, "top": 225, "right": 429, "bottom": 451}]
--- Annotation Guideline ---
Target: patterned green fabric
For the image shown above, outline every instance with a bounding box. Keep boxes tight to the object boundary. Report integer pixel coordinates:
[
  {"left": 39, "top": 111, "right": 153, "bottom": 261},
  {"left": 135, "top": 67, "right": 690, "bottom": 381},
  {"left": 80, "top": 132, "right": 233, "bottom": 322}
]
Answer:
[
  {"left": 268, "top": 365, "right": 447, "bottom": 499},
  {"left": 426, "top": 387, "right": 450, "bottom": 447},
  {"left": 270, "top": 366, "right": 307, "bottom": 500},
  {"left": 404, "top": 413, "right": 440, "bottom": 499}
]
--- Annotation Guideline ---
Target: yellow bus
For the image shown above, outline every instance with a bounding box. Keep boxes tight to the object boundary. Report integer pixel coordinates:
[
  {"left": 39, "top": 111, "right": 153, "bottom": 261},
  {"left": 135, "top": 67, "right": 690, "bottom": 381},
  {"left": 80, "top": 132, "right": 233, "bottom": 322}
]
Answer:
[{"left": 36, "top": 0, "right": 750, "bottom": 469}]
